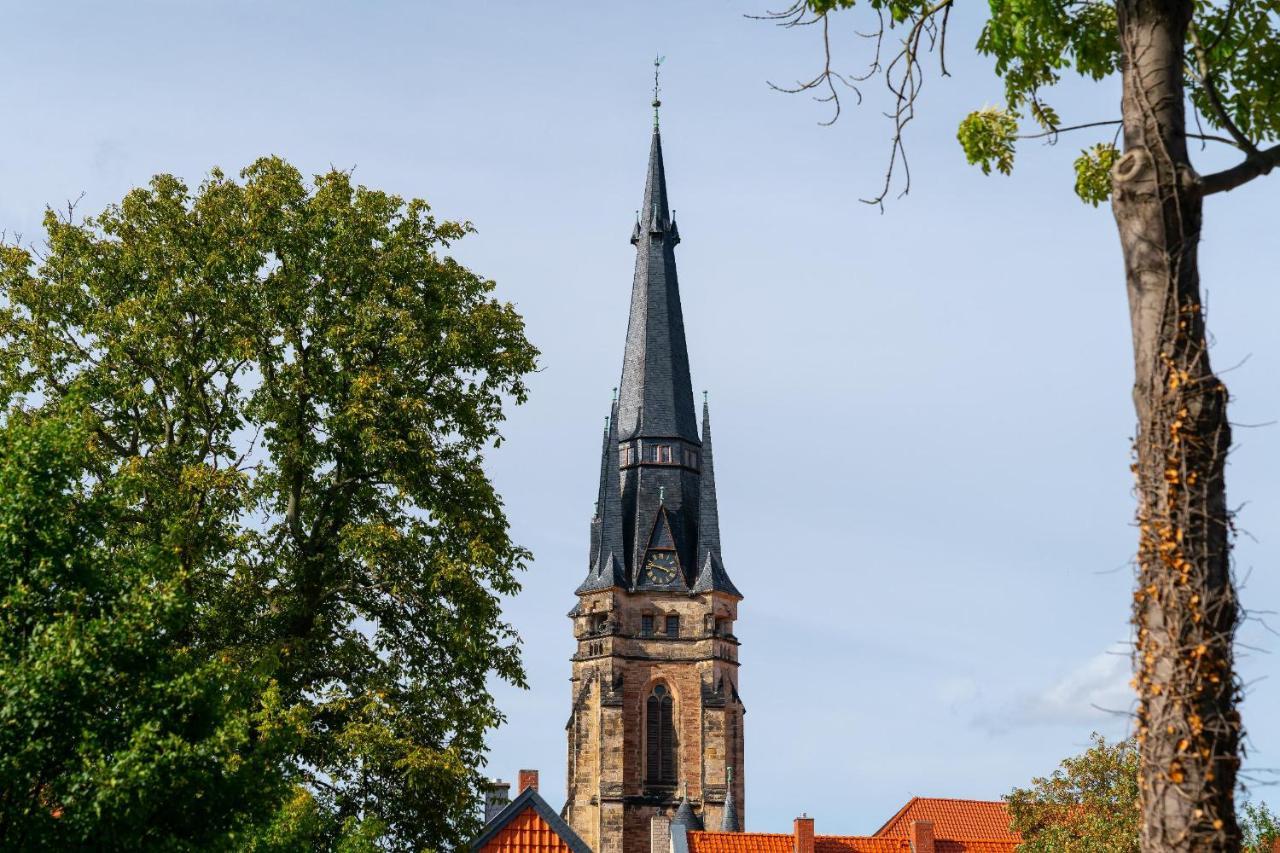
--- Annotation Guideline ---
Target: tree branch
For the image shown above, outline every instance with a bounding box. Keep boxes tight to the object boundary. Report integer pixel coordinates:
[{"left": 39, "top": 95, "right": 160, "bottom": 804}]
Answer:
[
  {"left": 1201, "top": 144, "right": 1280, "bottom": 195},
  {"left": 1017, "top": 119, "right": 1122, "bottom": 140},
  {"left": 1016, "top": 119, "right": 1237, "bottom": 150},
  {"left": 1188, "top": 24, "right": 1259, "bottom": 158}
]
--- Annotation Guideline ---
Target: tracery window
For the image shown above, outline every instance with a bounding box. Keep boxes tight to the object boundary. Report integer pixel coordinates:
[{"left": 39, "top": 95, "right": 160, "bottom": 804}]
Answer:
[{"left": 645, "top": 683, "right": 676, "bottom": 784}]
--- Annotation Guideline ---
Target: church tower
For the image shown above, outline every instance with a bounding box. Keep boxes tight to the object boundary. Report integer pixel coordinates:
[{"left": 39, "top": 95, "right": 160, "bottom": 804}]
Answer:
[{"left": 564, "top": 110, "right": 745, "bottom": 853}]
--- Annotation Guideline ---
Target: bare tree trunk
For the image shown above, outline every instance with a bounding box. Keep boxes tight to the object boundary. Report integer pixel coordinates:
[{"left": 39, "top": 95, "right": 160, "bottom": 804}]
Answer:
[{"left": 1112, "top": 0, "right": 1242, "bottom": 849}]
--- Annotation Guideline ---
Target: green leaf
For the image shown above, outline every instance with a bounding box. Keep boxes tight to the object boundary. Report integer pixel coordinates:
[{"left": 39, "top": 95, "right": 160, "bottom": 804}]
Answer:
[
  {"left": 958, "top": 107, "right": 1020, "bottom": 175},
  {"left": 1073, "top": 143, "right": 1119, "bottom": 206}
]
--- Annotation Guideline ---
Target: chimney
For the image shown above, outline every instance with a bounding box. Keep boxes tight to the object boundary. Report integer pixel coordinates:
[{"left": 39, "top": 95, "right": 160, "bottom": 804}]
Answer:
[
  {"left": 650, "top": 815, "right": 672, "bottom": 853},
  {"left": 793, "top": 815, "right": 815, "bottom": 853},
  {"left": 518, "top": 769, "right": 539, "bottom": 794},
  {"left": 482, "top": 779, "right": 510, "bottom": 824},
  {"left": 909, "top": 820, "right": 935, "bottom": 853}
]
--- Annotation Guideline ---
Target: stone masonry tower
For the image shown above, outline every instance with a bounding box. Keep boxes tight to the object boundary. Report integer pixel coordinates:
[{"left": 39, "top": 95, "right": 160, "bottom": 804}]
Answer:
[{"left": 564, "top": 115, "right": 745, "bottom": 853}]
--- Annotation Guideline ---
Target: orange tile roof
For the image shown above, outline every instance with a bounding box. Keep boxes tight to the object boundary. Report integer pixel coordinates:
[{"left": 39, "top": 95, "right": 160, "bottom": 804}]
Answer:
[
  {"left": 874, "top": 798, "right": 1018, "bottom": 842},
  {"left": 689, "top": 832, "right": 909, "bottom": 853},
  {"left": 480, "top": 806, "right": 577, "bottom": 853},
  {"left": 688, "top": 832, "right": 1016, "bottom": 853},
  {"left": 683, "top": 796, "right": 1021, "bottom": 853}
]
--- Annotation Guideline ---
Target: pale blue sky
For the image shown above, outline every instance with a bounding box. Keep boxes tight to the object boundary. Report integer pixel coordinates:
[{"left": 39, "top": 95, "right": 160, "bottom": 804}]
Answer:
[{"left": 3, "top": 0, "right": 1277, "bottom": 836}]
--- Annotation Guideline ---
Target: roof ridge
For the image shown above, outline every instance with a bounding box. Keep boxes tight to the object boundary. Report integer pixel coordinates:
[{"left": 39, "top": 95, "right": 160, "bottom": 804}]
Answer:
[
  {"left": 469, "top": 786, "right": 591, "bottom": 853},
  {"left": 873, "top": 796, "right": 1012, "bottom": 838}
]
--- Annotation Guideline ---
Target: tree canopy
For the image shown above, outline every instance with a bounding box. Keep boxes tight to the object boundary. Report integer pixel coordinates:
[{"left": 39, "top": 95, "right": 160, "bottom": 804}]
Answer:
[
  {"left": 0, "top": 157, "right": 539, "bottom": 850},
  {"left": 0, "top": 406, "right": 298, "bottom": 849},
  {"left": 1008, "top": 734, "right": 1141, "bottom": 852},
  {"left": 1008, "top": 735, "right": 1279, "bottom": 853},
  {"left": 784, "top": 0, "right": 1280, "bottom": 205}
]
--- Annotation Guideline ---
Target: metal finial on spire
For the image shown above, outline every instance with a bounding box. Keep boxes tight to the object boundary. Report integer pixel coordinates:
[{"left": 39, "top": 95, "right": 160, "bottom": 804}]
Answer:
[
  {"left": 652, "top": 54, "right": 665, "bottom": 129},
  {"left": 702, "top": 389, "right": 708, "bottom": 404},
  {"left": 659, "top": 485, "right": 666, "bottom": 504},
  {"left": 612, "top": 386, "right": 618, "bottom": 403}
]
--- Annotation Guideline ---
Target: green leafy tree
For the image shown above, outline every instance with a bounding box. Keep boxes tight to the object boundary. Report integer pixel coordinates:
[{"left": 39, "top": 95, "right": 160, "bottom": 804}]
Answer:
[
  {"left": 767, "top": 0, "right": 1280, "bottom": 846},
  {"left": 0, "top": 406, "right": 300, "bottom": 849},
  {"left": 1009, "top": 735, "right": 1278, "bottom": 853},
  {"left": 1008, "top": 734, "right": 1141, "bottom": 853},
  {"left": 0, "top": 157, "right": 539, "bottom": 850},
  {"left": 1240, "top": 801, "right": 1279, "bottom": 852}
]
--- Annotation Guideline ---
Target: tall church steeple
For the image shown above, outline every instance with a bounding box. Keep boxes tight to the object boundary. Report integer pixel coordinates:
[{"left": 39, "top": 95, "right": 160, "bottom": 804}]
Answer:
[
  {"left": 617, "top": 127, "right": 697, "bottom": 445},
  {"left": 565, "top": 96, "right": 746, "bottom": 853}
]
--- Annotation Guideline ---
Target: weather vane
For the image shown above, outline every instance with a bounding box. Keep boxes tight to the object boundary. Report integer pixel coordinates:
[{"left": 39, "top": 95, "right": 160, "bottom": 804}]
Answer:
[{"left": 652, "top": 54, "right": 665, "bottom": 129}]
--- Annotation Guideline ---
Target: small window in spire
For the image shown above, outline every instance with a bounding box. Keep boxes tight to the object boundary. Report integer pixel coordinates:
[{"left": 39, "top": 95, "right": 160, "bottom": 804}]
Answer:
[
  {"left": 665, "top": 614, "right": 680, "bottom": 636},
  {"left": 657, "top": 445, "right": 672, "bottom": 464},
  {"left": 641, "top": 614, "right": 654, "bottom": 636}
]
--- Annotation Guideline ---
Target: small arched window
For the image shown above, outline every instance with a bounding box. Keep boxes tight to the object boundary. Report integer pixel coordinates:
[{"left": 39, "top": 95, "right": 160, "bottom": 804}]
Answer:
[{"left": 646, "top": 683, "right": 676, "bottom": 784}]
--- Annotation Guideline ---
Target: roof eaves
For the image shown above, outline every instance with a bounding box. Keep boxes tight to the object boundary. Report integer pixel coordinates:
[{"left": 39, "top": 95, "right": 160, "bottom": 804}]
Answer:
[
  {"left": 873, "top": 796, "right": 921, "bottom": 836},
  {"left": 469, "top": 787, "right": 591, "bottom": 853}
]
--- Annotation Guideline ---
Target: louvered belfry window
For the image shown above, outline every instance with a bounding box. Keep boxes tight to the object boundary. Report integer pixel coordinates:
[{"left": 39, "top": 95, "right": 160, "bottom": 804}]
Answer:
[{"left": 646, "top": 683, "right": 676, "bottom": 784}]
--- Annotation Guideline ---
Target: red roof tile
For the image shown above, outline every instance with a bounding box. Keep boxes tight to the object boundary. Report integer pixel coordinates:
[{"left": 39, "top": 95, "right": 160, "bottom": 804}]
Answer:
[
  {"left": 689, "top": 832, "right": 908, "bottom": 853},
  {"left": 688, "top": 832, "right": 1016, "bottom": 853},
  {"left": 874, "top": 798, "right": 1018, "bottom": 842},
  {"left": 683, "top": 797, "right": 1020, "bottom": 853},
  {"left": 480, "top": 806, "right": 578, "bottom": 853}
]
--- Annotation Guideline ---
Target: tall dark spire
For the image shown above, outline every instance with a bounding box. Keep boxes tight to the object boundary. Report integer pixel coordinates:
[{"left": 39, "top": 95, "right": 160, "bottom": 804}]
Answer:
[
  {"left": 697, "top": 396, "right": 720, "bottom": 560},
  {"left": 577, "top": 401, "right": 626, "bottom": 593},
  {"left": 693, "top": 397, "right": 740, "bottom": 597},
  {"left": 617, "top": 127, "right": 697, "bottom": 443}
]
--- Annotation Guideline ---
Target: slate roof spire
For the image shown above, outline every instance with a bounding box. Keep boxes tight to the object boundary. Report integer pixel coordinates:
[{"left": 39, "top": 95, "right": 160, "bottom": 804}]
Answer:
[
  {"left": 617, "top": 124, "right": 697, "bottom": 443},
  {"left": 672, "top": 784, "right": 704, "bottom": 831},
  {"left": 721, "top": 766, "right": 741, "bottom": 832},
  {"left": 577, "top": 400, "right": 626, "bottom": 593},
  {"left": 693, "top": 396, "right": 741, "bottom": 597}
]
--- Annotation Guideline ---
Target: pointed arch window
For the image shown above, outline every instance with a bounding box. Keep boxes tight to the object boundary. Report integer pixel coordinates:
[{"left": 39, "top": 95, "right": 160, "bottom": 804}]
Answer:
[{"left": 645, "top": 683, "right": 676, "bottom": 785}]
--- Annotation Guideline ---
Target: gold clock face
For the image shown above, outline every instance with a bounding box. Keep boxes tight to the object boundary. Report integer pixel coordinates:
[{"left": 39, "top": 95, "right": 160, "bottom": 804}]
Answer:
[{"left": 644, "top": 551, "right": 678, "bottom": 584}]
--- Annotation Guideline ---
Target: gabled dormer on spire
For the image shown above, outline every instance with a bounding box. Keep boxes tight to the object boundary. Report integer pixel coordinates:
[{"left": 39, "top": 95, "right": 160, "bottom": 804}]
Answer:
[
  {"left": 635, "top": 503, "right": 689, "bottom": 591},
  {"left": 617, "top": 128, "right": 696, "bottom": 444},
  {"left": 577, "top": 402, "right": 626, "bottom": 594},
  {"left": 693, "top": 397, "right": 741, "bottom": 597}
]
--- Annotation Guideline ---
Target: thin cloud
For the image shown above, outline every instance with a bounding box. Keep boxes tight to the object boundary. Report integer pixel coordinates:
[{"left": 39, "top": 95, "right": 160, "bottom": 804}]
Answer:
[{"left": 974, "top": 644, "right": 1134, "bottom": 734}]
